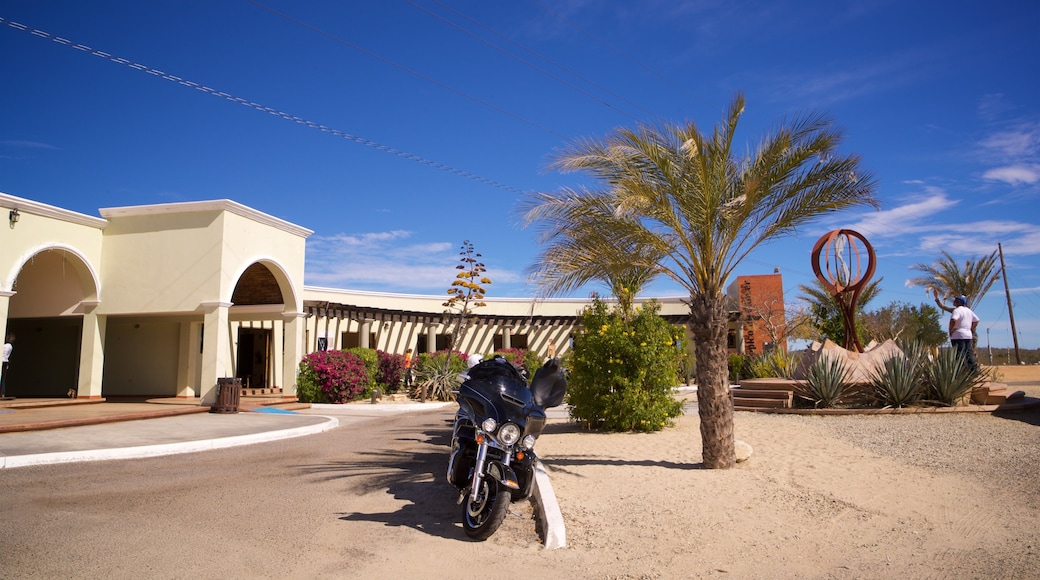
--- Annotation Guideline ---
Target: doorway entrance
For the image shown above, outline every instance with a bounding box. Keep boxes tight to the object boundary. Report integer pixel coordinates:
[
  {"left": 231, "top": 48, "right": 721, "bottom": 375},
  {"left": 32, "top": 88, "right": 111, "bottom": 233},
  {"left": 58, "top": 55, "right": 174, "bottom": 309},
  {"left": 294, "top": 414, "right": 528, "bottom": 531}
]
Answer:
[{"left": 236, "top": 328, "right": 271, "bottom": 389}]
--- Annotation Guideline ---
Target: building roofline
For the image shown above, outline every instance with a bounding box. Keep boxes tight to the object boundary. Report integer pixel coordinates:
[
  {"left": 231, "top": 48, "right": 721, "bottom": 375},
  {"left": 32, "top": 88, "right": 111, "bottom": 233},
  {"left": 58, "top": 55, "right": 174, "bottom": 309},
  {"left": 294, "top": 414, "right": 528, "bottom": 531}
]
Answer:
[
  {"left": 99, "top": 199, "right": 312, "bottom": 238},
  {"left": 0, "top": 192, "right": 108, "bottom": 229}
]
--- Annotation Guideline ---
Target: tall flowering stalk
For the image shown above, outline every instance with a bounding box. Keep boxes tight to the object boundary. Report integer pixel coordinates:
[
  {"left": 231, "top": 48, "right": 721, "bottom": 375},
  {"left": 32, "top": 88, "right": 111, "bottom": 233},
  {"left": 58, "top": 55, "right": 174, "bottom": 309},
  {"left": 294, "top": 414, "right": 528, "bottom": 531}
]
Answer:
[
  {"left": 443, "top": 240, "right": 492, "bottom": 352},
  {"left": 413, "top": 240, "right": 493, "bottom": 402}
]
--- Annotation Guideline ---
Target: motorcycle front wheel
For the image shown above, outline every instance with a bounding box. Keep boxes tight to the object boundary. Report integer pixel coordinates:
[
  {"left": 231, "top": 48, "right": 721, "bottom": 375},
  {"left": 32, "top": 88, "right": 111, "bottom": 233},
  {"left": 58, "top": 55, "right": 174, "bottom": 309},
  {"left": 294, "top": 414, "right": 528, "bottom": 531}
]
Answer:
[{"left": 462, "top": 478, "right": 510, "bottom": 540}]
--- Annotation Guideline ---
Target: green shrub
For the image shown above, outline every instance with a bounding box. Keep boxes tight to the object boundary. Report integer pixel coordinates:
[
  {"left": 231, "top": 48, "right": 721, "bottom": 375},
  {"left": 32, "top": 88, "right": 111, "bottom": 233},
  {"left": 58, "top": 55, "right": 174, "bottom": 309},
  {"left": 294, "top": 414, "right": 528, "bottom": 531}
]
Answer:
[
  {"left": 729, "top": 353, "right": 750, "bottom": 382},
  {"left": 567, "top": 298, "right": 684, "bottom": 432},
  {"left": 796, "top": 355, "right": 853, "bottom": 408},
  {"left": 923, "top": 347, "right": 985, "bottom": 406},
  {"left": 346, "top": 347, "right": 379, "bottom": 389},
  {"left": 870, "top": 353, "right": 922, "bottom": 408},
  {"left": 748, "top": 349, "right": 799, "bottom": 380}
]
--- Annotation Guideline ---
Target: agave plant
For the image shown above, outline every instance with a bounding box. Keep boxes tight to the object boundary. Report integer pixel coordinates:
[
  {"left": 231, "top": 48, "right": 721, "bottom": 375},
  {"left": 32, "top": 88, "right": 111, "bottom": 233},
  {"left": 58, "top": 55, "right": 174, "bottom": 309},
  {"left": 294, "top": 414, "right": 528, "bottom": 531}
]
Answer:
[
  {"left": 898, "top": 340, "right": 928, "bottom": 367},
  {"left": 870, "top": 353, "right": 923, "bottom": 408},
  {"left": 924, "top": 347, "right": 986, "bottom": 406},
  {"left": 796, "top": 355, "right": 853, "bottom": 408},
  {"left": 748, "top": 349, "right": 800, "bottom": 380},
  {"left": 412, "top": 350, "right": 468, "bottom": 402}
]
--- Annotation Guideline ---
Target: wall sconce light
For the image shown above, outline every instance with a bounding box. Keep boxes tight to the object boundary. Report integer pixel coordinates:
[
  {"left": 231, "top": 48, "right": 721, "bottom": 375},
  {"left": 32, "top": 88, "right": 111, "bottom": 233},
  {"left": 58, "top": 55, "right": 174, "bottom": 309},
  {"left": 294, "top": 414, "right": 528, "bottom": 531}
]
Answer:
[{"left": 9, "top": 208, "right": 20, "bottom": 227}]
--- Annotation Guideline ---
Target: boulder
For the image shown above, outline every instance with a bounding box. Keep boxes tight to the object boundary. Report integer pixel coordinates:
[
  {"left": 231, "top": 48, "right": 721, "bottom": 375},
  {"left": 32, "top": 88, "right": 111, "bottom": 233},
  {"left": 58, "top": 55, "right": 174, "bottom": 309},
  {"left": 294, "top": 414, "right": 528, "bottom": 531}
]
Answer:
[
  {"left": 735, "top": 439, "right": 753, "bottom": 463},
  {"left": 793, "top": 339, "right": 904, "bottom": 384}
]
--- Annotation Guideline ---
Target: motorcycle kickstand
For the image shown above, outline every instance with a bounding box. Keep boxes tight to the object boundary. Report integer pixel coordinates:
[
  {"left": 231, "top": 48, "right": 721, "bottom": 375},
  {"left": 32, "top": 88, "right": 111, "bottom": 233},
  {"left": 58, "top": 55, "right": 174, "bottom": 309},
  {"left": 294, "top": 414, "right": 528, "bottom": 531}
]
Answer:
[{"left": 506, "top": 508, "right": 526, "bottom": 519}]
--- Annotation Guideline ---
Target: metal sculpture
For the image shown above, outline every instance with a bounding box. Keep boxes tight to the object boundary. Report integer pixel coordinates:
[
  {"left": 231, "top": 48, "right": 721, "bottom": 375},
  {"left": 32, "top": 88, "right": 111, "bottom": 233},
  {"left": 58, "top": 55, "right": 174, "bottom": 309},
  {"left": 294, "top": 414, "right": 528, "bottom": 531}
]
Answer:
[{"left": 811, "top": 229, "right": 877, "bottom": 352}]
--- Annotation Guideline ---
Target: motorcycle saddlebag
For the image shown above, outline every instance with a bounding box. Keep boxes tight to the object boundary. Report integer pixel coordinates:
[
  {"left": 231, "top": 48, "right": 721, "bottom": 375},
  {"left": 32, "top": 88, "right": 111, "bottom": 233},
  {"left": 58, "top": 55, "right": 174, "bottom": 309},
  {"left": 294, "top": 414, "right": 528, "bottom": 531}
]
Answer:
[{"left": 530, "top": 358, "right": 566, "bottom": 408}]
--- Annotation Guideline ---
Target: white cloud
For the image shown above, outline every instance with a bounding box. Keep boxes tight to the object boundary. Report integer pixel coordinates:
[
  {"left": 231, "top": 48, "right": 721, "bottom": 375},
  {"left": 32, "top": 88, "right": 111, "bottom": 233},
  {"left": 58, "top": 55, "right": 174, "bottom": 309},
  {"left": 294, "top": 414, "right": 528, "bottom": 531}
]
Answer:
[
  {"left": 979, "top": 124, "right": 1039, "bottom": 158},
  {"left": 982, "top": 165, "right": 1040, "bottom": 185},
  {"left": 304, "top": 231, "right": 524, "bottom": 293},
  {"left": 0, "top": 140, "right": 58, "bottom": 149},
  {"left": 845, "top": 188, "right": 957, "bottom": 238},
  {"left": 917, "top": 221, "right": 1040, "bottom": 257}
]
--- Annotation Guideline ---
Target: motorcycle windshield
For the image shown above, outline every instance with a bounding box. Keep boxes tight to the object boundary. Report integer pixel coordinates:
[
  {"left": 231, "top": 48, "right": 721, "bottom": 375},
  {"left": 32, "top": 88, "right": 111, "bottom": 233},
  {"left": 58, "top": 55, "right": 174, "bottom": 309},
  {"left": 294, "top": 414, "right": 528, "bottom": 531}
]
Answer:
[{"left": 461, "top": 358, "right": 535, "bottom": 423}]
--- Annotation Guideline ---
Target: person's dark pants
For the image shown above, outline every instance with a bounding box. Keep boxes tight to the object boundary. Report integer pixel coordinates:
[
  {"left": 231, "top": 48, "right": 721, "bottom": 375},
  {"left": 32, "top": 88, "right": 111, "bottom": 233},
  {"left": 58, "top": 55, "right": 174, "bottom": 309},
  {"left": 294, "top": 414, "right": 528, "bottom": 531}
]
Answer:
[
  {"left": 1, "top": 361, "right": 8, "bottom": 397},
  {"left": 952, "top": 338, "right": 978, "bottom": 372}
]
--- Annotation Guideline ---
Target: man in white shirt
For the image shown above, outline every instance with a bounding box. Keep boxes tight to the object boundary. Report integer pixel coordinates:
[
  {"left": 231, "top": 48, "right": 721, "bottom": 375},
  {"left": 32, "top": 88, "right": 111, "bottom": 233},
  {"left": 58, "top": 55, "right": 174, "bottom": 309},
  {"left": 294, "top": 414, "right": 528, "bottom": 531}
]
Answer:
[
  {"left": 1, "top": 333, "right": 13, "bottom": 398},
  {"left": 948, "top": 296, "right": 979, "bottom": 371}
]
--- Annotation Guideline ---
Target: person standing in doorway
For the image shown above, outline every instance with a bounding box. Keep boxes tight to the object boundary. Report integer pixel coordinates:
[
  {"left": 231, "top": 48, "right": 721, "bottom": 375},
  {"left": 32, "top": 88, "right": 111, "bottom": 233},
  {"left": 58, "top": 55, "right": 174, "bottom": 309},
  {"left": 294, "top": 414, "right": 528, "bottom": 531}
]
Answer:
[
  {"left": 546, "top": 338, "right": 557, "bottom": 361},
  {"left": 2, "top": 333, "right": 14, "bottom": 398},
  {"left": 948, "top": 296, "right": 979, "bottom": 371}
]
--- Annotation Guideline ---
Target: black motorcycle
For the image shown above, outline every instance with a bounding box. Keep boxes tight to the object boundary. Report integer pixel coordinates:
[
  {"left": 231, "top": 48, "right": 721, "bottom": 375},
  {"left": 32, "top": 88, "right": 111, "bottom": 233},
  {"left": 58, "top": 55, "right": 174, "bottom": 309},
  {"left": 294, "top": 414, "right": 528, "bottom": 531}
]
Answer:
[{"left": 447, "top": 355, "right": 566, "bottom": 540}]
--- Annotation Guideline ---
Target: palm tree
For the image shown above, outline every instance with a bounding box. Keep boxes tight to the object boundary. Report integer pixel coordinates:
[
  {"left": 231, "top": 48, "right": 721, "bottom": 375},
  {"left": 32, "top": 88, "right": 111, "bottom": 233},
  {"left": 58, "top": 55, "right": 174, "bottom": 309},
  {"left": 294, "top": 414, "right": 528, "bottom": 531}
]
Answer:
[
  {"left": 797, "top": 278, "right": 882, "bottom": 346},
  {"left": 907, "top": 250, "right": 999, "bottom": 312},
  {"left": 521, "top": 93, "right": 878, "bottom": 468},
  {"left": 524, "top": 196, "right": 664, "bottom": 318}
]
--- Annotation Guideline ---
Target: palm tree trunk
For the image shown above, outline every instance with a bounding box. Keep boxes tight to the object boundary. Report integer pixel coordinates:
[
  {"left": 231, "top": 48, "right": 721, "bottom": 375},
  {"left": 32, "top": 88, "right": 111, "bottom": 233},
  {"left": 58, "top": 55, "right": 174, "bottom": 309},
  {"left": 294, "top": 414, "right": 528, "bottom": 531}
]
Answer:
[{"left": 689, "top": 293, "right": 736, "bottom": 469}]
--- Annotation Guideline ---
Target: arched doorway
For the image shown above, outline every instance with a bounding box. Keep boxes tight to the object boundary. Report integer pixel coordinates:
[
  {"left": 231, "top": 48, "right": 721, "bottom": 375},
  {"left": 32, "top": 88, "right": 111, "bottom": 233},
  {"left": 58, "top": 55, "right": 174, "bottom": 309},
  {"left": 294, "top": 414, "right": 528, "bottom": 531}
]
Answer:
[
  {"left": 230, "top": 262, "right": 290, "bottom": 391},
  {"left": 5, "top": 248, "right": 100, "bottom": 398}
]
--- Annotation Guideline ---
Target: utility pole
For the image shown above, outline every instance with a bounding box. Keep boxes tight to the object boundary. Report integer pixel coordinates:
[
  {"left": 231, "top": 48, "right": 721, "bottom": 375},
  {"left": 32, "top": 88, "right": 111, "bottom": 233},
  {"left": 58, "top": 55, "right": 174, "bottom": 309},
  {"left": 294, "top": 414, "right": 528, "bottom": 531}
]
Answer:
[{"left": 998, "top": 243, "right": 1021, "bottom": 365}]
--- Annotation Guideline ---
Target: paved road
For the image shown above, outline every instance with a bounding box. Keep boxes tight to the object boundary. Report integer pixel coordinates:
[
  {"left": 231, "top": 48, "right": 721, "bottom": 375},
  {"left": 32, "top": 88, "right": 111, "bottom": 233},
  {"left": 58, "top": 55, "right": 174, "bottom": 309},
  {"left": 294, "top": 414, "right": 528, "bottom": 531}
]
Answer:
[{"left": 0, "top": 406, "right": 551, "bottom": 579}]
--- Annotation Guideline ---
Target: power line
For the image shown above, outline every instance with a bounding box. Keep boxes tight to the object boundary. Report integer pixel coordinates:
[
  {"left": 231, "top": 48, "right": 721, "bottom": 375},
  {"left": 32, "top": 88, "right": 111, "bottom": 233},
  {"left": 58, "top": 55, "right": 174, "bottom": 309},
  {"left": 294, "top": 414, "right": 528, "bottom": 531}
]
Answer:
[
  {"left": 245, "top": 0, "right": 568, "bottom": 139},
  {"left": 0, "top": 15, "right": 528, "bottom": 196}
]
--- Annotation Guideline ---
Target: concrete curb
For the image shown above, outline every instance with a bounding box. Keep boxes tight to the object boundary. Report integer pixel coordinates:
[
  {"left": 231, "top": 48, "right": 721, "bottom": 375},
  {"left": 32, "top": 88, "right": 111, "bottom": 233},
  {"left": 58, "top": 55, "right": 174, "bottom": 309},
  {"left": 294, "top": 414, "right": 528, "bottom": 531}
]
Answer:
[
  {"left": 532, "top": 458, "right": 567, "bottom": 549},
  {"left": 0, "top": 415, "right": 339, "bottom": 469}
]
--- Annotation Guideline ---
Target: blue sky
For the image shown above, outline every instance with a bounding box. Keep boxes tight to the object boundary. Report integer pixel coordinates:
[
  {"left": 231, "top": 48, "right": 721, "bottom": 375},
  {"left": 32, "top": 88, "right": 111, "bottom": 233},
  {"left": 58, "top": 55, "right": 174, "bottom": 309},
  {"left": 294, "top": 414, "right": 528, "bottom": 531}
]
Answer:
[{"left": 2, "top": 1, "right": 1038, "bottom": 351}]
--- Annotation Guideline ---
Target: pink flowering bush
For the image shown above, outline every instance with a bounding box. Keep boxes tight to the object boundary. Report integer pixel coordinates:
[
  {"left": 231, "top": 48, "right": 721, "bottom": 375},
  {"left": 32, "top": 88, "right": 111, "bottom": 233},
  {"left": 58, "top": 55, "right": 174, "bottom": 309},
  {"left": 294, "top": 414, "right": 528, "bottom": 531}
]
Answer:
[
  {"left": 296, "top": 350, "right": 370, "bottom": 404},
  {"left": 376, "top": 351, "right": 406, "bottom": 393}
]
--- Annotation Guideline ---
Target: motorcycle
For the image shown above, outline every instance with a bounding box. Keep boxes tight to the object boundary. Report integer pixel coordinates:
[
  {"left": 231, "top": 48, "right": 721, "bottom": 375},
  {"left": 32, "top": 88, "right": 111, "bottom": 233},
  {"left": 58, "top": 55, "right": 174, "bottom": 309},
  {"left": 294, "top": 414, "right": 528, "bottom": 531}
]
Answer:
[{"left": 447, "top": 355, "right": 566, "bottom": 540}]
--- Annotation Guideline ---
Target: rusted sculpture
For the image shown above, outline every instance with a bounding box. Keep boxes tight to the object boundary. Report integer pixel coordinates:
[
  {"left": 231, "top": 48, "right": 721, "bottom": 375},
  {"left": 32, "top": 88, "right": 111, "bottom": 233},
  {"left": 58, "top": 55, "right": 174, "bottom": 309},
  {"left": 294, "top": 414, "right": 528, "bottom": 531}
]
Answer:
[{"left": 811, "top": 229, "right": 877, "bottom": 353}]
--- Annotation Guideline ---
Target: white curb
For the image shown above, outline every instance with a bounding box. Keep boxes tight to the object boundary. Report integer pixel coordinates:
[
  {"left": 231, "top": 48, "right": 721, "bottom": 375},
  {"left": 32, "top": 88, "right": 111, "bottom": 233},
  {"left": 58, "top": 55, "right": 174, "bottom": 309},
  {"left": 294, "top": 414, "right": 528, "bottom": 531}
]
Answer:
[
  {"left": 532, "top": 458, "right": 567, "bottom": 549},
  {"left": 0, "top": 416, "right": 339, "bottom": 469}
]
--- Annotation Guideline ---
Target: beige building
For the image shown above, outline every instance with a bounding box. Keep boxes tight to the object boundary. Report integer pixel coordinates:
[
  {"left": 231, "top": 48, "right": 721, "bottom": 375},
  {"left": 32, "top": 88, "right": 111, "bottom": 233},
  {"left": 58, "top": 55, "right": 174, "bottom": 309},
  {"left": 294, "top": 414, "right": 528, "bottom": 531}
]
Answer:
[
  {"left": 1, "top": 193, "right": 308, "bottom": 403},
  {"left": 1, "top": 193, "right": 772, "bottom": 402}
]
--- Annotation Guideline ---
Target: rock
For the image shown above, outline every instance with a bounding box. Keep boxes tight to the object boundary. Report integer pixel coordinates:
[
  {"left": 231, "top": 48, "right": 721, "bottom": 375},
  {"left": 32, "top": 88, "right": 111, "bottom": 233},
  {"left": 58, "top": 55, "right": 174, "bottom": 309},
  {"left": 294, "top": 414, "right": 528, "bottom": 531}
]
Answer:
[
  {"left": 735, "top": 439, "right": 753, "bottom": 463},
  {"left": 793, "top": 339, "right": 903, "bottom": 384}
]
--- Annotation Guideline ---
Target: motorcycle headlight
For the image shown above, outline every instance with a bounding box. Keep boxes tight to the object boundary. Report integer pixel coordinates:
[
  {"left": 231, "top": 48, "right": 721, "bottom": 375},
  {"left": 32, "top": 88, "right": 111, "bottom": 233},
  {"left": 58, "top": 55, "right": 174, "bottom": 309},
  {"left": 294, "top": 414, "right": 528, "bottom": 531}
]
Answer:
[
  {"left": 481, "top": 418, "right": 497, "bottom": 433},
  {"left": 522, "top": 435, "right": 536, "bottom": 450},
  {"left": 498, "top": 423, "right": 521, "bottom": 446}
]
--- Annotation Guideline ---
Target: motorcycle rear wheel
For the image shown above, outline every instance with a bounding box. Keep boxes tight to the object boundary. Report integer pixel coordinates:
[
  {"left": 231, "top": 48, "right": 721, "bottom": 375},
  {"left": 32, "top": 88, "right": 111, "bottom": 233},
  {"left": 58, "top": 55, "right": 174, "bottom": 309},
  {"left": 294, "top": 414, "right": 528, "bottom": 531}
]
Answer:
[{"left": 462, "top": 478, "right": 510, "bottom": 540}]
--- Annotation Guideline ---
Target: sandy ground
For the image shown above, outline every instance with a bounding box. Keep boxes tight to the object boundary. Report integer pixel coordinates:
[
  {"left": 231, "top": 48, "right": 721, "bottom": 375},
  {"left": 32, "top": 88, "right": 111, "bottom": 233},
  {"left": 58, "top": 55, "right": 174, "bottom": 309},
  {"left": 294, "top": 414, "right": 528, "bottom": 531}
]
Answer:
[
  {"left": 1, "top": 366, "right": 1035, "bottom": 579},
  {"left": 522, "top": 365, "right": 1040, "bottom": 579}
]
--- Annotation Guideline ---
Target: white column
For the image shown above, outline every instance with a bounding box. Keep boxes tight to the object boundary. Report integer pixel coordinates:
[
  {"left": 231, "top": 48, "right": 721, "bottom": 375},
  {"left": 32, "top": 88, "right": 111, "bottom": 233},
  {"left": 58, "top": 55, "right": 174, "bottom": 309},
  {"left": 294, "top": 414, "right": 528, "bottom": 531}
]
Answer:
[
  {"left": 77, "top": 300, "right": 105, "bottom": 399},
  {"left": 272, "top": 319, "right": 284, "bottom": 391},
  {"left": 360, "top": 319, "right": 374, "bottom": 349},
  {"left": 200, "top": 301, "right": 232, "bottom": 405},
  {"left": 425, "top": 325, "right": 437, "bottom": 353},
  {"left": 282, "top": 312, "right": 305, "bottom": 397},
  {"left": 0, "top": 291, "right": 12, "bottom": 396},
  {"left": 176, "top": 322, "right": 194, "bottom": 398},
  {"left": 0, "top": 291, "right": 12, "bottom": 358}
]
